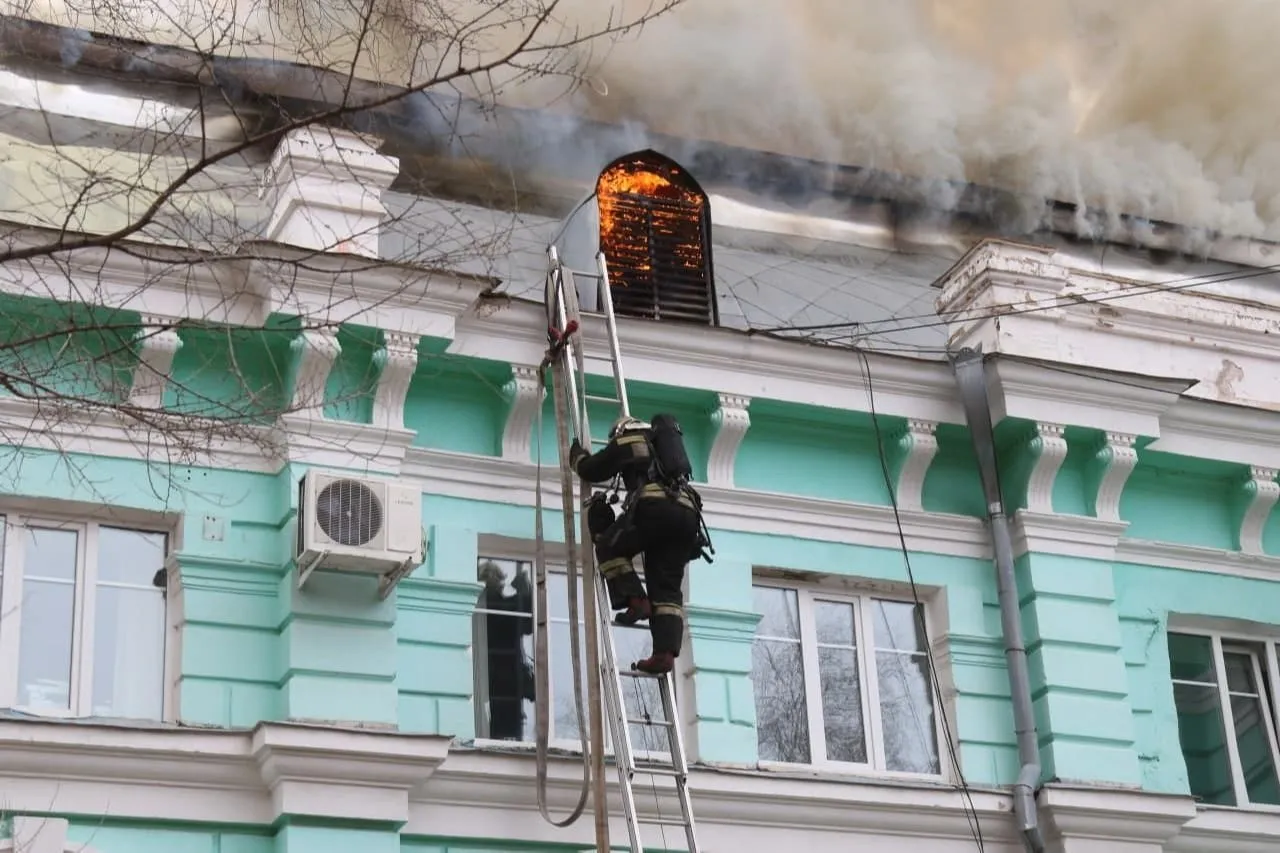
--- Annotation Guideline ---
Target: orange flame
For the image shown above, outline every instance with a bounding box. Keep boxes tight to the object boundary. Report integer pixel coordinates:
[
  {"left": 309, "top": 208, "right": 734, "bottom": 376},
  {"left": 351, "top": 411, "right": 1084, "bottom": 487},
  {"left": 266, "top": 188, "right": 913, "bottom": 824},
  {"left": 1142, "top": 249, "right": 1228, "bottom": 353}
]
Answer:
[{"left": 597, "top": 160, "right": 705, "bottom": 277}]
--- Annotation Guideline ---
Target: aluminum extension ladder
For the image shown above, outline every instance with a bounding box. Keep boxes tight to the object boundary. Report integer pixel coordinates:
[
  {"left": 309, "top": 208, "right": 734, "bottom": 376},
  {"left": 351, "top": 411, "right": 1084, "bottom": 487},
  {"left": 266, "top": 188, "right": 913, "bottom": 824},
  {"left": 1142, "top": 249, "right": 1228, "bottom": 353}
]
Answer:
[{"left": 545, "top": 245, "right": 703, "bottom": 853}]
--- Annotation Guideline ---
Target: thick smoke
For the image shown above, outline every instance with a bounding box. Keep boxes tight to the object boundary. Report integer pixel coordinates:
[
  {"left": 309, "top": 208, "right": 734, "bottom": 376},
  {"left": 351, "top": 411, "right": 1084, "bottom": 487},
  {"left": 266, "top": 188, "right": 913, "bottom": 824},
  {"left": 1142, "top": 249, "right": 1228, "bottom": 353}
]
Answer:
[{"left": 507, "top": 0, "right": 1280, "bottom": 240}]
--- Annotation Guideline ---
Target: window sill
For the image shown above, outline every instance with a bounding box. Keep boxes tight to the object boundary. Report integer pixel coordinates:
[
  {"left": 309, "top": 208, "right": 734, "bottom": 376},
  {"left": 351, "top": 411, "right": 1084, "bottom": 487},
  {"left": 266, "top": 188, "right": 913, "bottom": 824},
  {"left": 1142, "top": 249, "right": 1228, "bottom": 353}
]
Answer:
[
  {"left": 1196, "top": 801, "right": 1280, "bottom": 815},
  {"left": 466, "top": 737, "right": 673, "bottom": 761},
  {"left": 753, "top": 760, "right": 953, "bottom": 787}
]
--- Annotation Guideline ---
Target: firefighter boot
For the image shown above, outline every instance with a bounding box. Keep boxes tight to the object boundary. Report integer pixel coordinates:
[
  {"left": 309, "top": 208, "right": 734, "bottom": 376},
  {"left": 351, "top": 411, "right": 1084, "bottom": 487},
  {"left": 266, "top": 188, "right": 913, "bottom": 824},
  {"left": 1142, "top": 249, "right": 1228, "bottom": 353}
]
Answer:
[{"left": 635, "top": 606, "right": 683, "bottom": 674}]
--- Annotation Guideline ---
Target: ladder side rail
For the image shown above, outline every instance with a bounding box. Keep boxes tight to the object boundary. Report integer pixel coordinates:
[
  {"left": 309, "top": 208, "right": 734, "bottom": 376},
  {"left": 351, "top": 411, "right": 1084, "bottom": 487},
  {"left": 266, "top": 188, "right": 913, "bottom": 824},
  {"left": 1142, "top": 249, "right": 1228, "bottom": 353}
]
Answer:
[
  {"left": 595, "top": 251, "right": 631, "bottom": 418},
  {"left": 598, "top": 575, "right": 646, "bottom": 851},
  {"left": 659, "top": 674, "right": 701, "bottom": 852}
]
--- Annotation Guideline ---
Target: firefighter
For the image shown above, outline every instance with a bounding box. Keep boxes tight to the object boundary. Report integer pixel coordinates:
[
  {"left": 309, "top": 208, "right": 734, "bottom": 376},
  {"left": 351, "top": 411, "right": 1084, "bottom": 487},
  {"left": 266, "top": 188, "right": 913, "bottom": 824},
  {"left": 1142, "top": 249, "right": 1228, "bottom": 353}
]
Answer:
[{"left": 568, "top": 414, "right": 708, "bottom": 675}]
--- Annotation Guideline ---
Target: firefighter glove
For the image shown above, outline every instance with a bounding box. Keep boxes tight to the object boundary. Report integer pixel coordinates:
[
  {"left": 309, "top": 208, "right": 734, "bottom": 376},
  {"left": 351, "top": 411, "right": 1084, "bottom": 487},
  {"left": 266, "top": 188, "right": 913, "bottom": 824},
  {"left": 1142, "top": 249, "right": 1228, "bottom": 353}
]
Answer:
[{"left": 569, "top": 438, "right": 588, "bottom": 469}]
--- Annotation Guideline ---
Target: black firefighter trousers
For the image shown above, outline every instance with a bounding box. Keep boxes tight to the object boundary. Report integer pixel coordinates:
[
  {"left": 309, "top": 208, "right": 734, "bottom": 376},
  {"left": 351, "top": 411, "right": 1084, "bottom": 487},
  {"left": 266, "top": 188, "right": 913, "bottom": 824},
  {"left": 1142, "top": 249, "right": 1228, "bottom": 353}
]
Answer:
[{"left": 588, "top": 491, "right": 701, "bottom": 658}]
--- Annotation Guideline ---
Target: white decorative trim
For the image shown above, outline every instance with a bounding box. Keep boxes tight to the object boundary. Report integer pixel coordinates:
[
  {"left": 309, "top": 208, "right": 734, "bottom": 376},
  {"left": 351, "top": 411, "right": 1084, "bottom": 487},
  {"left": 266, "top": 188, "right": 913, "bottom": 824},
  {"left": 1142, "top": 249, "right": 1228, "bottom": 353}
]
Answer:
[
  {"left": 707, "top": 393, "right": 751, "bottom": 487},
  {"left": 451, "top": 298, "right": 970, "bottom": 426},
  {"left": 1089, "top": 432, "right": 1139, "bottom": 522},
  {"left": 278, "top": 415, "right": 415, "bottom": 475},
  {"left": 1115, "top": 539, "right": 1280, "bottom": 582},
  {"left": 402, "top": 448, "right": 991, "bottom": 558},
  {"left": 893, "top": 419, "right": 938, "bottom": 512},
  {"left": 1239, "top": 466, "right": 1280, "bottom": 556},
  {"left": 1039, "top": 783, "right": 1196, "bottom": 847},
  {"left": 1168, "top": 805, "right": 1280, "bottom": 853},
  {"left": 128, "top": 315, "right": 183, "bottom": 408},
  {"left": 1152, "top": 397, "right": 1280, "bottom": 470},
  {"left": 1025, "top": 422, "right": 1068, "bottom": 514},
  {"left": 1012, "top": 511, "right": 1128, "bottom": 562},
  {"left": 289, "top": 328, "right": 342, "bottom": 414},
  {"left": 500, "top": 365, "right": 545, "bottom": 463},
  {"left": 0, "top": 718, "right": 451, "bottom": 826},
  {"left": 990, "top": 357, "right": 1187, "bottom": 439},
  {"left": 372, "top": 331, "right": 420, "bottom": 431}
]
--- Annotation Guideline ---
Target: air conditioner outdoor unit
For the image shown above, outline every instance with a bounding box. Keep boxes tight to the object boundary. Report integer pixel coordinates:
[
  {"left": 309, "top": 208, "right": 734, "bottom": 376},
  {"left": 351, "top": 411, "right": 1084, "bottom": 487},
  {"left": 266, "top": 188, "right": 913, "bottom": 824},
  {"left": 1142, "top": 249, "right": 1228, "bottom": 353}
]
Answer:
[{"left": 295, "top": 470, "right": 425, "bottom": 598}]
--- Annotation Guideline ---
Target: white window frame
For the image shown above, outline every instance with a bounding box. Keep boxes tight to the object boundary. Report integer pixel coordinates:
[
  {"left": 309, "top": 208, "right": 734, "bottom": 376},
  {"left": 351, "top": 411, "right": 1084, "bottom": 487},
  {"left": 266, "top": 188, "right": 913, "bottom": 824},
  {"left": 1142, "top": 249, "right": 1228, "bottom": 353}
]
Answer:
[
  {"left": 471, "top": 536, "right": 690, "bottom": 761},
  {"left": 1169, "top": 625, "right": 1280, "bottom": 812},
  {"left": 751, "top": 576, "right": 948, "bottom": 780},
  {"left": 0, "top": 508, "right": 177, "bottom": 721}
]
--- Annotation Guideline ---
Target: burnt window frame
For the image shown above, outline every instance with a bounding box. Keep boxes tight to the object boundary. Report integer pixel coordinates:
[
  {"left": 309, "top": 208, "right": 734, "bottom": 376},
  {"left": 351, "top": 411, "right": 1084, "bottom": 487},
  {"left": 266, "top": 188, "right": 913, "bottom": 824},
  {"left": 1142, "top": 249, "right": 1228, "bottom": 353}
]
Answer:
[{"left": 595, "top": 149, "right": 719, "bottom": 328}]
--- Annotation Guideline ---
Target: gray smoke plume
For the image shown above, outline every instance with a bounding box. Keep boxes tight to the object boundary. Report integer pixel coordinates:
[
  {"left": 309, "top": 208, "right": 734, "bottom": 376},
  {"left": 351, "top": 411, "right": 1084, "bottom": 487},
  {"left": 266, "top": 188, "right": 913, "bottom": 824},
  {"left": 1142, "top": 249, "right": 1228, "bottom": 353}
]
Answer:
[{"left": 501, "top": 0, "right": 1280, "bottom": 241}]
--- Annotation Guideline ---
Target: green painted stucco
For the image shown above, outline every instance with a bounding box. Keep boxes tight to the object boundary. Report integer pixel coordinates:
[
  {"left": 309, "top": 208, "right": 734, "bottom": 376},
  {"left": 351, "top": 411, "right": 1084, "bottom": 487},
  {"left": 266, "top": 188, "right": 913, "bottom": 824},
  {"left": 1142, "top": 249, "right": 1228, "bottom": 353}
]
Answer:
[{"left": 8, "top": 291, "right": 1280, "bottom": 844}]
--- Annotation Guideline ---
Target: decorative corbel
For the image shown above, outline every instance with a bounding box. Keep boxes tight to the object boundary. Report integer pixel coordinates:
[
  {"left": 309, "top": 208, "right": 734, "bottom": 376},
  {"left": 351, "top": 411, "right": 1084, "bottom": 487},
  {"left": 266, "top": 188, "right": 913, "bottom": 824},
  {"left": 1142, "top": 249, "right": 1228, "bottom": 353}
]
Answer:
[
  {"left": 889, "top": 419, "right": 938, "bottom": 512},
  {"left": 288, "top": 328, "right": 342, "bottom": 415},
  {"left": 1086, "top": 432, "right": 1139, "bottom": 522},
  {"left": 1237, "top": 466, "right": 1280, "bottom": 556},
  {"left": 707, "top": 393, "right": 751, "bottom": 487},
  {"left": 128, "top": 315, "right": 183, "bottom": 408},
  {"left": 372, "top": 331, "right": 420, "bottom": 430},
  {"left": 501, "top": 364, "right": 545, "bottom": 462},
  {"left": 1024, "top": 422, "right": 1068, "bottom": 514}
]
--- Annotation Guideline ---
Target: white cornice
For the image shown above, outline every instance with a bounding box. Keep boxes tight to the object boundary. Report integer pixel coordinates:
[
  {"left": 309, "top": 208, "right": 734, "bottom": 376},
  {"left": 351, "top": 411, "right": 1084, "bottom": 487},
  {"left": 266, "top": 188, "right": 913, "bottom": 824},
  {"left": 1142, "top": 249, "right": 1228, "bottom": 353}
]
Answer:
[
  {"left": 402, "top": 447, "right": 991, "bottom": 558},
  {"left": 6, "top": 719, "right": 1256, "bottom": 851},
  {"left": 1151, "top": 397, "right": 1280, "bottom": 470},
  {"left": 0, "top": 717, "right": 452, "bottom": 825},
  {"left": 1012, "top": 511, "right": 1128, "bottom": 562},
  {"left": 1115, "top": 539, "right": 1280, "bottom": 582},
  {"left": 1168, "top": 806, "right": 1280, "bottom": 853},
  {"left": 450, "top": 298, "right": 969, "bottom": 425},
  {"left": 990, "top": 357, "right": 1188, "bottom": 438}
]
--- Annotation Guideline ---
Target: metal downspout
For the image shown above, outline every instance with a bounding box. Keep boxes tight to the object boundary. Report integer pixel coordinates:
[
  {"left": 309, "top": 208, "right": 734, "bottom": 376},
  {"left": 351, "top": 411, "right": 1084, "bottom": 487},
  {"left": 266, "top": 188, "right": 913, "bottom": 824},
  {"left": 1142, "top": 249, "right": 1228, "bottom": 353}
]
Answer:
[{"left": 950, "top": 347, "right": 1046, "bottom": 853}]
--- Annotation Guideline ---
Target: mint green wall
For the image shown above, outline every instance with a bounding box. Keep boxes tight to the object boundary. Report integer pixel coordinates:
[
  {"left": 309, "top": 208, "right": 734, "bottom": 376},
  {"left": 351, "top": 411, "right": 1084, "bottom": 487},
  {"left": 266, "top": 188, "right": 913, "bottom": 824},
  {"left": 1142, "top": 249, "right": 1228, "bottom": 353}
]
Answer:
[
  {"left": 65, "top": 820, "right": 272, "bottom": 853},
  {"left": 736, "top": 401, "right": 889, "bottom": 503},
  {"left": 1112, "top": 562, "right": 1280, "bottom": 796},
  {"left": 1120, "top": 449, "right": 1241, "bottom": 549},
  {"left": 405, "top": 359, "right": 507, "bottom": 454},
  {"left": 922, "top": 424, "right": 984, "bottom": 517},
  {"left": 323, "top": 325, "right": 381, "bottom": 423},
  {"left": 0, "top": 296, "right": 137, "bottom": 402}
]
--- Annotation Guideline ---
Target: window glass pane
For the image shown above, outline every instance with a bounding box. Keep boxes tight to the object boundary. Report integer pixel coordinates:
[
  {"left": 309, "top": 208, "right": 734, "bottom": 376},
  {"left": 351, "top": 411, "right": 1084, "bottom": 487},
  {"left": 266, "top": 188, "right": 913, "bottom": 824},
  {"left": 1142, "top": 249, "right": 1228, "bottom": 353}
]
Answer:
[
  {"left": 1231, "top": 693, "right": 1280, "bottom": 805},
  {"left": 613, "top": 623, "right": 668, "bottom": 753},
  {"left": 1224, "top": 651, "right": 1259, "bottom": 695},
  {"left": 817, "top": 645, "right": 866, "bottom": 763},
  {"left": 814, "top": 600, "right": 855, "bottom": 646},
  {"left": 752, "top": 636, "right": 809, "bottom": 763},
  {"left": 92, "top": 528, "right": 167, "bottom": 718},
  {"left": 17, "top": 527, "right": 79, "bottom": 710},
  {"left": 1169, "top": 633, "right": 1217, "bottom": 683},
  {"left": 872, "top": 599, "right": 927, "bottom": 653},
  {"left": 474, "top": 558, "right": 535, "bottom": 741},
  {"left": 1173, "top": 681, "right": 1236, "bottom": 805},
  {"left": 550, "top": 620, "right": 588, "bottom": 743},
  {"left": 877, "top": 650, "right": 941, "bottom": 773},
  {"left": 753, "top": 586, "right": 801, "bottom": 640}
]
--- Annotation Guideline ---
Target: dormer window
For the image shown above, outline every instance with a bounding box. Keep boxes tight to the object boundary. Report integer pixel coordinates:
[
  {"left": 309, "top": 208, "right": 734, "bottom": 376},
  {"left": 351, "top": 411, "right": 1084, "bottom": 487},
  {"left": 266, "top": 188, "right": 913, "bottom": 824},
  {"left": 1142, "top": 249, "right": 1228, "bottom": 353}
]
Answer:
[{"left": 596, "top": 150, "right": 718, "bottom": 326}]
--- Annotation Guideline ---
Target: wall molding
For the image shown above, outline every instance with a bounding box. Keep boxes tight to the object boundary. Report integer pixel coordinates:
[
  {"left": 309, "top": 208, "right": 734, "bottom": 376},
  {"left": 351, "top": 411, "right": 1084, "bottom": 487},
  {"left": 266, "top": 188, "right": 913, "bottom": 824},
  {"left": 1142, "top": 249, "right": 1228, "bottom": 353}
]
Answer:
[
  {"left": 5, "top": 718, "right": 1256, "bottom": 852},
  {"left": 707, "top": 393, "right": 751, "bottom": 487},
  {"left": 1012, "top": 511, "right": 1128, "bottom": 562}
]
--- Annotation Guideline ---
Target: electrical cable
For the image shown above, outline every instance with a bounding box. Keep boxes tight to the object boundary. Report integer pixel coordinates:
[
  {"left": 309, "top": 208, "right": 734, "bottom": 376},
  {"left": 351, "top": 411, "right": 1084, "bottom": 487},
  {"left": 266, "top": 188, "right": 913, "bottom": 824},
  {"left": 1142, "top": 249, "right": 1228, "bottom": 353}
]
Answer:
[{"left": 855, "top": 347, "right": 988, "bottom": 853}]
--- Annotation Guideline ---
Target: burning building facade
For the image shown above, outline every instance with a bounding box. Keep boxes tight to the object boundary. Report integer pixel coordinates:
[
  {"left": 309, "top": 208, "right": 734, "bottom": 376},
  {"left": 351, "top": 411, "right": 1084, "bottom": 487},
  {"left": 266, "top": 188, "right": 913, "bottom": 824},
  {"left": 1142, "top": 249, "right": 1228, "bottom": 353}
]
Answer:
[{"left": 3, "top": 14, "right": 1280, "bottom": 853}]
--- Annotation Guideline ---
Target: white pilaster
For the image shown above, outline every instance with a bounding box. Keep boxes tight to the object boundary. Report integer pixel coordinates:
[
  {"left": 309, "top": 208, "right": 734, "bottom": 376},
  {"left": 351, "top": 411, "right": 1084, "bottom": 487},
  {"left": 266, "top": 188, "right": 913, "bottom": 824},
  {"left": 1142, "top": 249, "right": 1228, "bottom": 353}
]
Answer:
[{"left": 262, "top": 127, "right": 400, "bottom": 258}]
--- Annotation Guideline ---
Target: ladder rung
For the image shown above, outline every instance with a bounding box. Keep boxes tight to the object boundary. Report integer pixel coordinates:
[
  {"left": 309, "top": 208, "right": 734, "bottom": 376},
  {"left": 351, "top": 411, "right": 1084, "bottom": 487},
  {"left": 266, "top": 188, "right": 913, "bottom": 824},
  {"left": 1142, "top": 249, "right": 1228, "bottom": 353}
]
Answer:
[
  {"left": 631, "top": 764, "right": 683, "bottom": 778},
  {"left": 590, "top": 438, "right": 609, "bottom": 446},
  {"left": 627, "top": 716, "right": 674, "bottom": 728},
  {"left": 620, "top": 669, "right": 664, "bottom": 679},
  {"left": 638, "top": 815, "right": 691, "bottom": 827},
  {"left": 585, "top": 394, "right": 620, "bottom": 404}
]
